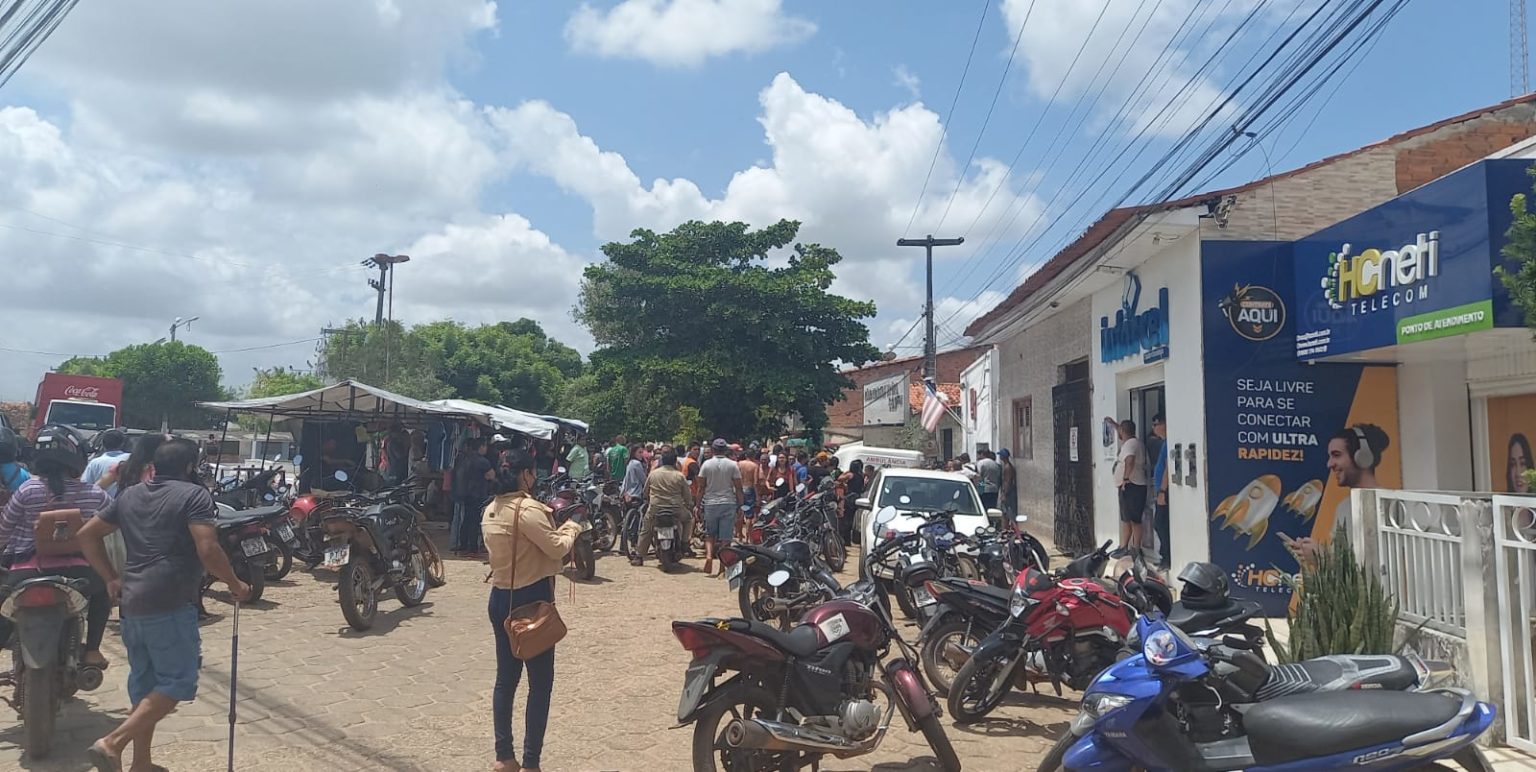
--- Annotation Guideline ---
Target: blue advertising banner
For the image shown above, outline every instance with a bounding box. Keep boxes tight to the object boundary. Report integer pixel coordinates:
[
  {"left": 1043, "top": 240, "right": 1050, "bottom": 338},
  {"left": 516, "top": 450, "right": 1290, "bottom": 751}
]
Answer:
[
  {"left": 1203, "top": 241, "right": 1401, "bottom": 615},
  {"left": 1292, "top": 159, "right": 1533, "bottom": 360}
]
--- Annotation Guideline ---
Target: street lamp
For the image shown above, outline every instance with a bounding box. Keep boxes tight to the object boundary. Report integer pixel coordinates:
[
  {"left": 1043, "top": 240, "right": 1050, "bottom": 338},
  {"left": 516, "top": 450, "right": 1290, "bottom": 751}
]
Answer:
[
  {"left": 362, "top": 253, "right": 410, "bottom": 325},
  {"left": 169, "top": 316, "right": 200, "bottom": 342}
]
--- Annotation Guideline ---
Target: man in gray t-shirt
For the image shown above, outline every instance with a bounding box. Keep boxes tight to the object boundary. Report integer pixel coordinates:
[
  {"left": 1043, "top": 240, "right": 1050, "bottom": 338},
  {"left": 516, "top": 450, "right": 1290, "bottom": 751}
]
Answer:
[
  {"left": 79, "top": 438, "right": 250, "bottom": 772},
  {"left": 975, "top": 451, "right": 1002, "bottom": 511},
  {"left": 698, "top": 439, "right": 743, "bottom": 577}
]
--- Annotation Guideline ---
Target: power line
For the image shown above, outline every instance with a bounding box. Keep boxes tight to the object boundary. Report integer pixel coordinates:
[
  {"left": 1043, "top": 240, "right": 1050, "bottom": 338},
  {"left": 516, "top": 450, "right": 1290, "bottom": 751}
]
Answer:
[
  {"left": 900, "top": 0, "right": 992, "bottom": 238},
  {"left": 0, "top": 335, "right": 323, "bottom": 359},
  {"left": 933, "top": 0, "right": 1036, "bottom": 232}
]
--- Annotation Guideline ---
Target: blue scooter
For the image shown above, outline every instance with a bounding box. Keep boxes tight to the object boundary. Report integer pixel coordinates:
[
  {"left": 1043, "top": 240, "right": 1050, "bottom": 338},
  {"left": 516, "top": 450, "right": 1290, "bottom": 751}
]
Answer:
[{"left": 1040, "top": 613, "right": 1496, "bottom": 771}]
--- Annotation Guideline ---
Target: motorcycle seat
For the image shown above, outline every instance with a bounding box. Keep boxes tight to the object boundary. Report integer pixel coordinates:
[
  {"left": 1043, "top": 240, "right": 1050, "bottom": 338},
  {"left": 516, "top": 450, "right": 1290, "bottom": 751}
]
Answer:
[
  {"left": 215, "top": 505, "right": 286, "bottom": 526},
  {"left": 972, "top": 584, "right": 1013, "bottom": 603},
  {"left": 1244, "top": 690, "right": 1460, "bottom": 765},
  {"left": 724, "top": 618, "right": 823, "bottom": 657},
  {"left": 1255, "top": 654, "right": 1419, "bottom": 701},
  {"left": 1166, "top": 599, "right": 1259, "bottom": 633}
]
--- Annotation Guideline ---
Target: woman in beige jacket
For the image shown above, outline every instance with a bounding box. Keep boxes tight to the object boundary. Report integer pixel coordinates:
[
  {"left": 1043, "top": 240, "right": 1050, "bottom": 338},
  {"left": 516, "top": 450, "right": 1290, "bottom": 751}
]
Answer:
[{"left": 483, "top": 448, "right": 582, "bottom": 772}]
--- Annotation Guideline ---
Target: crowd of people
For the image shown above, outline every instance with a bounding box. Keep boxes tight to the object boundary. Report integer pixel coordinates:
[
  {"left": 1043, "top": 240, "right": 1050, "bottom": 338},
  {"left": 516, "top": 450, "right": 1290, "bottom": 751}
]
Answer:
[{"left": 0, "top": 426, "right": 250, "bottom": 771}]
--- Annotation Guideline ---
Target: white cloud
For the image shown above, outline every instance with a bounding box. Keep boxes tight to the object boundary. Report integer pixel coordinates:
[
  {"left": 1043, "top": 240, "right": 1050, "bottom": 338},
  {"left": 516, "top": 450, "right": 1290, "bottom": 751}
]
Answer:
[
  {"left": 564, "top": 0, "right": 815, "bottom": 68},
  {"left": 1001, "top": 0, "right": 1247, "bottom": 137},
  {"left": 892, "top": 65, "right": 921, "bottom": 99}
]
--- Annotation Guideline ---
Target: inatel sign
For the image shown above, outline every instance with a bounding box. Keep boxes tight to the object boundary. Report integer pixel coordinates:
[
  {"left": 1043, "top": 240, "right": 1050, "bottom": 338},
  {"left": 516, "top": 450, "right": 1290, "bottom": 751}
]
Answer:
[{"left": 1099, "top": 272, "right": 1169, "bottom": 364}]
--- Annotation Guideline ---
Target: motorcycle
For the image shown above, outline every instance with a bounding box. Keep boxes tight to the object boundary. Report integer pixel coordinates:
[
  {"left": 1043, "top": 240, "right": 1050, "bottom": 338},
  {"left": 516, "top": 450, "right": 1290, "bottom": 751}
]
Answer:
[
  {"left": 0, "top": 572, "right": 104, "bottom": 758},
  {"left": 653, "top": 508, "right": 685, "bottom": 571},
  {"left": 319, "top": 469, "right": 432, "bottom": 632},
  {"left": 724, "top": 505, "right": 843, "bottom": 631},
  {"left": 671, "top": 506, "right": 961, "bottom": 772},
  {"left": 588, "top": 479, "right": 623, "bottom": 553},
  {"left": 203, "top": 506, "right": 277, "bottom": 604},
  {"left": 946, "top": 543, "right": 1203, "bottom": 724},
  {"left": 971, "top": 517, "right": 1050, "bottom": 588},
  {"left": 1036, "top": 612, "right": 1496, "bottom": 771},
  {"left": 539, "top": 471, "right": 596, "bottom": 580},
  {"left": 750, "top": 480, "right": 845, "bottom": 573}
]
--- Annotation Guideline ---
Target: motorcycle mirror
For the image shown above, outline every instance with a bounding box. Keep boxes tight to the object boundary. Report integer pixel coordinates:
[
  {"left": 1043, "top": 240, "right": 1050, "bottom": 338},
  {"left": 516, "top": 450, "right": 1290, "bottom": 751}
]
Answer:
[
  {"left": 292, "top": 454, "right": 304, "bottom": 466},
  {"left": 1015, "top": 514, "right": 1029, "bottom": 523},
  {"left": 333, "top": 470, "right": 350, "bottom": 483},
  {"left": 775, "top": 477, "right": 786, "bottom": 487},
  {"left": 264, "top": 493, "right": 276, "bottom": 501},
  {"left": 873, "top": 506, "right": 897, "bottom": 526},
  {"left": 558, "top": 466, "right": 567, "bottom": 474},
  {"left": 767, "top": 569, "right": 790, "bottom": 587}
]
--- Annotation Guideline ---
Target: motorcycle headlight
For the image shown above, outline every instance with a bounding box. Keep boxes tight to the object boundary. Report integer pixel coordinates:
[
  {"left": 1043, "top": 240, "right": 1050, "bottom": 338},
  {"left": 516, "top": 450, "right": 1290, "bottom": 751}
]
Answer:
[
  {"left": 1083, "top": 692, "right": 1133, "bottom": 720},
  {"left": 1009, "top": 585, "right": 1031, "bottom": 618}
]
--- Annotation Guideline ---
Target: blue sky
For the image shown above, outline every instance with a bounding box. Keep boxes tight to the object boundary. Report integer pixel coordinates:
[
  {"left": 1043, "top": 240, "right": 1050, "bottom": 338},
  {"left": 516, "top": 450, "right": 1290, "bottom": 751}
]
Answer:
[{"left": 0, "top": 0, "right": 1522, "bottom": 399}]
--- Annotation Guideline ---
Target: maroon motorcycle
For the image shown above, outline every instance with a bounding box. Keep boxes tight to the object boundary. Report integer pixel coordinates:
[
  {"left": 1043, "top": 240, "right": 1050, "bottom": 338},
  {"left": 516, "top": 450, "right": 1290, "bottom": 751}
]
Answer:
[
  {"left": 671, "top": 509, "right": 960, "bottom": 772},
  {"left": 538, "top": 471, "right": 596, "bottom": 580}
]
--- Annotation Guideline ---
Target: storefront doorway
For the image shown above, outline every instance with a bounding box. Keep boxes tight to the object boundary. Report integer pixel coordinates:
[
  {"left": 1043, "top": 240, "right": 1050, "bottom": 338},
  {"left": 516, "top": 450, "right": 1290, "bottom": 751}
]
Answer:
[
  {"left": 1131, "top": 385, "right": 1166, "bottom": 463},
  {"left": 1053, "top": 369, "right": 1094, "bottom": 555}
]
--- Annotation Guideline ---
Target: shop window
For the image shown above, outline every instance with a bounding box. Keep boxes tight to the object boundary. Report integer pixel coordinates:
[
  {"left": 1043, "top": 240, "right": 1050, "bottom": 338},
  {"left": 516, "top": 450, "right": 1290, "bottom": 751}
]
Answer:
[
  {"left": 1014, "top": 398, "right": 1033, "bottom": 460},
  {"left": 1061, "top": 360, "right": 1089, "bottom": 384}
]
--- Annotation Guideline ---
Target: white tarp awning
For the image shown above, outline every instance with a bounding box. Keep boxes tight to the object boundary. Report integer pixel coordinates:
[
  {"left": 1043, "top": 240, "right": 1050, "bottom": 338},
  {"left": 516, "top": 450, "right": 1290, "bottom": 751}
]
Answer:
[
  {"left": 200, "top": 380, "right": 475, "bottom": 420},
  {"left": 432, "top": 398, "right": 558, "bottom": 440}
]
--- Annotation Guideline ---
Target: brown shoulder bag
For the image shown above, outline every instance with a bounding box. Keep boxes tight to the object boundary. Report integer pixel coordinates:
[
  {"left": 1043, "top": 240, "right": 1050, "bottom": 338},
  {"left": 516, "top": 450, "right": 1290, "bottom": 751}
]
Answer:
[
  {"left": 502, "top": 498, "right": 567, "bottom": 660},
  {"left": 33, "top": 507, "right": 85, "bottom": 557}
]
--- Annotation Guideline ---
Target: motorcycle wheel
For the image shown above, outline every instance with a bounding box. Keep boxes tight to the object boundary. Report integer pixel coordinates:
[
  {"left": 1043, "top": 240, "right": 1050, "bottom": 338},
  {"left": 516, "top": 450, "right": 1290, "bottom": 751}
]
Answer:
[
  {"left": 1035, "top": 730, "right": 1075, "bottom": 772},
  {"left": 236, "top": 555, "right": 266, "bottom": 604},
  {"left": 22, "top": 666, "right": 55, "bottom": 758},
  {"left": 947, "top": 650, "right": 1015, "bottom": 724},
  {"left": 921, "top": 620, "right": 984, "bottom": 697},
  {"left": 395, "top": 548, "right": 429, "bottom": 607},
  {"left": 264, "top": 536, "right": 293, "bottom": 581},
  {"left": 891, "top": 579, "right": 920, "bottom": 620},
  {"left": 339, "top": 558, "right": 378, "bottom": 631},
  {"left": 691, "top": 684, "right": 808, "bottom": 772},
  {"left": 917, "top": 712, "right": 962, "bottom": 772},
  {"left": 955, "top": 555, "right": 982, "bottom": 581},
  {"left": 739, "top": 574, "right": 793, "bottom": 631},
  {"left": 574, "top": 535, "right": 596, "bottom": 580},
  {"left": 416, "top": 533, "right": 447, "bottom": 588},
  {"left": 593, "top": 507, "right": 620, "bottom": 553},
  {"left": 822, "top": 530, "right": 846, "bottom": 573}
]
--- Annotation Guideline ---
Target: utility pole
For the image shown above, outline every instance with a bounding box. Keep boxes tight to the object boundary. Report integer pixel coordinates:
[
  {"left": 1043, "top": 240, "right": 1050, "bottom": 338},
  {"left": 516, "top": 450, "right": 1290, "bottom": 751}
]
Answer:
[
  {"left": 169, "top": 316, "right": 199, "bottom": 342},
  {"left": 896, "top": 235, "right": 964, "bottom": 381},
  {"left": 360, "top": 254, "right": 410, "bottom": 383}
]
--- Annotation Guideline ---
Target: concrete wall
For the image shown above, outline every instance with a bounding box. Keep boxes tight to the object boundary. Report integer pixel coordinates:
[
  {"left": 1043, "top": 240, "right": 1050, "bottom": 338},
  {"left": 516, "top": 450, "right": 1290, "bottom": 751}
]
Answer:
[
  {"left": 960, "top": 349, "right": 998, "bottom": 458},
  {"left": 1397, "top": 360, "right": 1475, "bottom": 491},
  {"left": 992, "top": 297, "right": 1093, "bottom": 546},
  {"left": 1090, "top": 237, "right": 1208, "bottom": 570}
]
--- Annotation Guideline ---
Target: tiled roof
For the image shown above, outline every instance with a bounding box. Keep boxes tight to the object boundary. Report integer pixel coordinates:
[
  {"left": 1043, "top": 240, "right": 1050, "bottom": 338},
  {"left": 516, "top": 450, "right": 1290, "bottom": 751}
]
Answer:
[
  {"left": 908, "top": 382, "right": 961, "bottom": 414},
  {"left": 963, "top": 91, "right": 1536, "bottom": 338}
]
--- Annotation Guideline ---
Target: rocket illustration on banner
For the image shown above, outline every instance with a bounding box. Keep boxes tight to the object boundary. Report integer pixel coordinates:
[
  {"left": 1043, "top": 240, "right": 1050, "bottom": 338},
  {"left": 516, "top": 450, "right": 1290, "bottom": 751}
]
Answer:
[{"left": 1213, "top": 475, "right": 1282, "bottom": 549}]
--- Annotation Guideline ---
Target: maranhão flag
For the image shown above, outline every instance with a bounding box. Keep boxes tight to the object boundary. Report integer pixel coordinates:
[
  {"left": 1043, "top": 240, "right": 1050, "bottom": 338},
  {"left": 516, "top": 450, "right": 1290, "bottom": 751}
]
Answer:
[{"left": 920, "top": 379, "right": 947, "bottom": 433}]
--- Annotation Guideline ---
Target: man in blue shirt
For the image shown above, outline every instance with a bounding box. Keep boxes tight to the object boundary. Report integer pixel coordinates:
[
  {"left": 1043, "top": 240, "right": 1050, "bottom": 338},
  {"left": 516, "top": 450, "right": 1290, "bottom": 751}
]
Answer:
[
  {"left": 1151, "top": 414, "right": 1170, "bottom": 570},
  {"left": 83, "top": 429, "right": 130, "bottom": 495},
  {"left": 793, "top": 451, "right": 810, "bottom": 485}
]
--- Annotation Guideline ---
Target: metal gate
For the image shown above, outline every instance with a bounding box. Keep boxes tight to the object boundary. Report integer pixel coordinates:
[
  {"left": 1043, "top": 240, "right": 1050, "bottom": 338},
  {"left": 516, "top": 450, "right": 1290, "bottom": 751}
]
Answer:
[
  {"left": 1053, "top": 378, "right": 1093, "bottom": 555},
  {"left": 1494, "top": 495, "right": 1536, "bottom": 753}
]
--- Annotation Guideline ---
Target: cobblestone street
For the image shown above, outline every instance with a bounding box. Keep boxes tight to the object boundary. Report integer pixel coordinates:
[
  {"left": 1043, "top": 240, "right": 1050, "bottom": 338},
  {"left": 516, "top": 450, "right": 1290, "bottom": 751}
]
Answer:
[{"left": 0, "top": 532, "right": 1068, "bottom": 771}]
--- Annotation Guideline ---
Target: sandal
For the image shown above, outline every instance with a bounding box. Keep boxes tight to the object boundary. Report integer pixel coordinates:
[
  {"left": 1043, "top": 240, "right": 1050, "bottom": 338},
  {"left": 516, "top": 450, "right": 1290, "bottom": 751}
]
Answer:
[{"left": 86, "top": 741, "right": 121, "bottom": 772}]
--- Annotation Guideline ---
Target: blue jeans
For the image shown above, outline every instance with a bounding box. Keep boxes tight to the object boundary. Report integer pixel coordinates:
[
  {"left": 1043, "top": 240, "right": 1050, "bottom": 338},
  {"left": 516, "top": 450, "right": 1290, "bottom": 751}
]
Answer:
[
  {"left": 123, "top": 604, "right": 201, "bottom": 705},
  {"left": 489, "top": 579, "right": 556, "bottom": 766}
]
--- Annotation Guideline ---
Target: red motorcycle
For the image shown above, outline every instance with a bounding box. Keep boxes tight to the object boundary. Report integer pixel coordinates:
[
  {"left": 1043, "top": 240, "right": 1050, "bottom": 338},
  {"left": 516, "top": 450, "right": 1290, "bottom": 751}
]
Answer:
[
  {"left": 947, "top": 543, "right": 1217, "bottom": 724},
  {"left": 672, "top": 513, "right": 960, "bottom": 772},
  {"left": 538, "top": 472, "right": 595, "bottom": 580}
]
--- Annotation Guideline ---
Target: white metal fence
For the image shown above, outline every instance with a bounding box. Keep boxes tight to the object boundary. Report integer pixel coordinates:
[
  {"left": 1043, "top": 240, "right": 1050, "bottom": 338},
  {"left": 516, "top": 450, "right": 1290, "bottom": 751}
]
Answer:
[
  {"left": 1493, "top": 495, "right": 1536, "bottom": 754},
  {"left": 1372, "top": 490, "right": 1471, "bottom": 634}
]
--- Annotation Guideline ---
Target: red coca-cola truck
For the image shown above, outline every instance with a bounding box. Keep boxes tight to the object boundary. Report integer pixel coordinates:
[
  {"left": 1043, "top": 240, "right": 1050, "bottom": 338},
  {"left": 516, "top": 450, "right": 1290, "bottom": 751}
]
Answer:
[{"left": 32, "top": 373, "right": 124, "bottom": 439}]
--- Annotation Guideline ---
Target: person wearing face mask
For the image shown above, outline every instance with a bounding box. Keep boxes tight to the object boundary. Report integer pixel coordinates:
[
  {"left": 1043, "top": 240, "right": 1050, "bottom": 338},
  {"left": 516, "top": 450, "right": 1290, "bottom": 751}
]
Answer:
[{"left": 481, "top": 448, "right": 583, "bottom": 772}]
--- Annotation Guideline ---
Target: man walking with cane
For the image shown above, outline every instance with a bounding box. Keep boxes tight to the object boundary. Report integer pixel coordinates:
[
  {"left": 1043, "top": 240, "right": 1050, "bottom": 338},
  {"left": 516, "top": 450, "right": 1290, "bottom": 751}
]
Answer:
[{"left": 77, "top": 438, "right": 251, "bottom": 772}]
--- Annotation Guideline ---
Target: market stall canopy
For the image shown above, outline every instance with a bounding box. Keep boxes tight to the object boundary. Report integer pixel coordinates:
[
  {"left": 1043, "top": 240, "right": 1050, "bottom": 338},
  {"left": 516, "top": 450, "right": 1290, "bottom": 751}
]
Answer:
[
  {"left": 525, "top": 411, "right": 589, "bottom": 434},
  {"left": 199, "top": 380, "right": 481, "bottom": 422},
  {"left": 433, "top": 399, "right": 558, "bottom": 440}
]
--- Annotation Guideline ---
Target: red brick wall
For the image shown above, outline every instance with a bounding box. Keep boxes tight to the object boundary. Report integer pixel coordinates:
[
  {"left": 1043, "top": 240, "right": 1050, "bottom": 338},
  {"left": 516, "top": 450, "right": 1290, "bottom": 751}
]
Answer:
[
  {"left": 828, "top": 347, "right": 984, "bottom": 429},
  {"left": 1396, "top": 117, "right": 1536, "bottom": 193}
]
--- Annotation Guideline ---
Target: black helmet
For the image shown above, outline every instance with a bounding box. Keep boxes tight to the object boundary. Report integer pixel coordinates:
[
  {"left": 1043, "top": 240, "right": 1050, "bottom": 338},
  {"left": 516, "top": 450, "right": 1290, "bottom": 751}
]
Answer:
[
  {"left": 0, "top": 426, "right": 20, "bottom": 464},
  {"left": 1177, "top": 562, "right": 1230, "bottom": 610},
  {"left": 32, "top": 425, "right": 87, "bottom": 477}
]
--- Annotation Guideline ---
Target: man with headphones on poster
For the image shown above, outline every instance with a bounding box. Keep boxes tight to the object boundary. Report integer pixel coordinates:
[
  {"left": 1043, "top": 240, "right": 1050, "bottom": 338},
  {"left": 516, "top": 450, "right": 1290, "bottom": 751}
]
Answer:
[
  {"left": 1325, "top": 424, "right": 1390, "bottom": 490},
  {"left": 1284, "top": 423, "right": 1392, "bottom": 562}
]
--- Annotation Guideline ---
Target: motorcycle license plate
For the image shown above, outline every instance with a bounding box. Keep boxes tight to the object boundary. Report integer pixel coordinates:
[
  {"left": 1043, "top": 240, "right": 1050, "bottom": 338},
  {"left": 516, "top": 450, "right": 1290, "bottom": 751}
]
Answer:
[
  {"left": 275, "top": 523, "right": 295, "bottom": 541},
  {"left": 657, "top": 527, "right": 676, "bottom": 540},
  {"left": 915, "top": 586, "right": 936, "bottom": 608},
  {"left": 240, "top": 537, "right": 270, "bottom": 558},
  {"left": 726, "top": 561, "right": 744, "bottom": 589},
  {"left": 322, "top": 544, "right": 350, "bottom": 569}
]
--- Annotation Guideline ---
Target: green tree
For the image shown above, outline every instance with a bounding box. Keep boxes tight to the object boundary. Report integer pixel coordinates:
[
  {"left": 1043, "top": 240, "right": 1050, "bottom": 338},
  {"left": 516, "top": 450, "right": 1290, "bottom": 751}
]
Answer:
[
  {"left": 315, "top": 320, "right": 452, "bottom": 401},
  {"left": 575, "top": 219, "right": 879, "bottom": 439},
  {"left": 57, "top": 341, "right": 224, "bottom": 428},
  {"left": 247, "top": 367, "right": 325, "bottom": 399},
  {"left": 1501, "top": 165, "right": 1536, "bottom": 323},
  {"left": 412, "top": 319, "right": 582, "bottom": 413}
]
